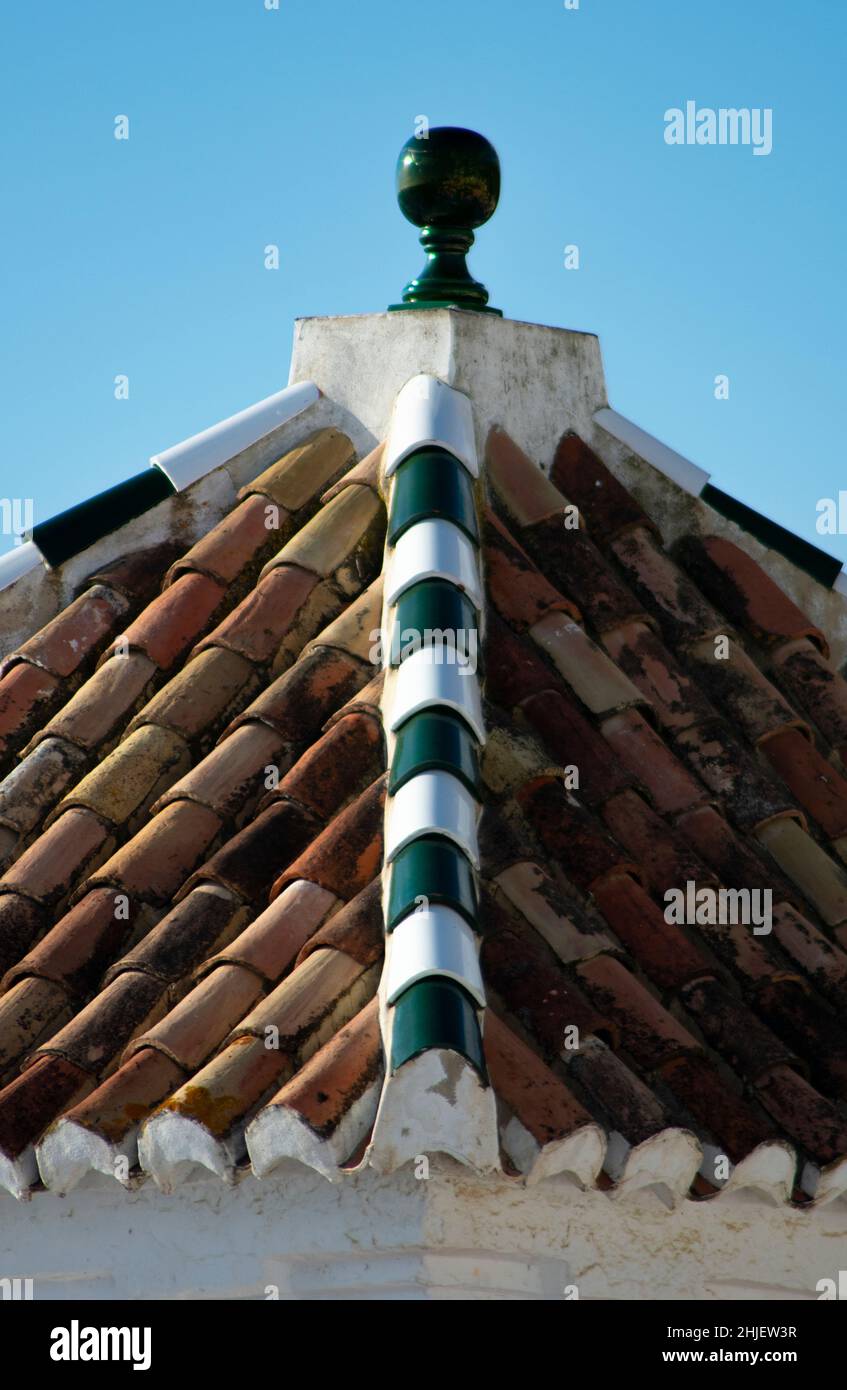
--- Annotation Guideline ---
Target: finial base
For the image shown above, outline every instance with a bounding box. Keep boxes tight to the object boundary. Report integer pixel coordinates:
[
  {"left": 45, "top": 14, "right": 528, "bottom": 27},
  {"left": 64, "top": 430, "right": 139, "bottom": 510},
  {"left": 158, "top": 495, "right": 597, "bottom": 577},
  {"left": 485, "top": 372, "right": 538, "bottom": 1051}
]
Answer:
[{"left": 388, "top": 225, "right": 501, "bottom": 316}]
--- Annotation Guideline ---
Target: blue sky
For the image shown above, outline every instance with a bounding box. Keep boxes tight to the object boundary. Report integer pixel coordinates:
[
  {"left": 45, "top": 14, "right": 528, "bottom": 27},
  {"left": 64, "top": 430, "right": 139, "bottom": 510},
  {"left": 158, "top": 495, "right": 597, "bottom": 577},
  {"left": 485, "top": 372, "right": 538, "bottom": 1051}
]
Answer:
[{"left": 2, "top": 0, "right": 845, "bottom": 564}]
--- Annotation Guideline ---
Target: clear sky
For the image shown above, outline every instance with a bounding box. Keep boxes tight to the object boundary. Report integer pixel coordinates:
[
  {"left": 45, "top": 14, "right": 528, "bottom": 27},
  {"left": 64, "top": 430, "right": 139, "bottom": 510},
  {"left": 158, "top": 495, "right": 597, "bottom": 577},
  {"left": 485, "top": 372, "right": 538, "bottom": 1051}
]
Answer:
[{"left": 2, "top": 0, "right": 845, "bottom": 564}]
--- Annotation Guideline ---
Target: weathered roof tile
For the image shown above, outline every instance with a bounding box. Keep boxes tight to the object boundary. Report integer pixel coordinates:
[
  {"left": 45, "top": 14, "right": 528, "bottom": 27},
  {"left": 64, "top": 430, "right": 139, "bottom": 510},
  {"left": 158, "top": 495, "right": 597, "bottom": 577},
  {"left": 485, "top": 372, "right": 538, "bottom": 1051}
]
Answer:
[{"left": 3, "top": 380, "right": 847, "bottom": 1206}]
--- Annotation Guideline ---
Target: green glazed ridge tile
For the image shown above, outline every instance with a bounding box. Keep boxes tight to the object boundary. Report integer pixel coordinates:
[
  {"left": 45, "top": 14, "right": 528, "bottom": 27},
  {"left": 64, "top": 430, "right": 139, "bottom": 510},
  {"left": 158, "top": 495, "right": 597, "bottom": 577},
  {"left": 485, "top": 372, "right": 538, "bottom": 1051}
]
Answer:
[
  {"left": 386, "top": 832, "right": 479, "bottom": 931},
  {"left": 388, "top": 578, "right": 481, "bottom": 669},
  {"left": 390, "top": 976, "right": 486, "bottom": 1079},
  {"left": 388, "top": 448, "right": 480, "bottom": 546},
  {"left": 389, "top": 708, "right": 481, "bottom": 797}
]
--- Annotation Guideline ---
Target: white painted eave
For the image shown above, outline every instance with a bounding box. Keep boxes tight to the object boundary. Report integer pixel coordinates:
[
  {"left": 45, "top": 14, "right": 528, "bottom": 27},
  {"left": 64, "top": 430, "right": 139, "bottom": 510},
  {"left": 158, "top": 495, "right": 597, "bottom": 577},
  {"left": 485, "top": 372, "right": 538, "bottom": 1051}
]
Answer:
[
  {"left": 151, "top": 380, "right": 320, "bottom": 490},
  {"left": 594, "top": 406, "right": 710, "bottom": 497},
  {"left": 0, "top": 539, "right": 43, "bottom": 594}
]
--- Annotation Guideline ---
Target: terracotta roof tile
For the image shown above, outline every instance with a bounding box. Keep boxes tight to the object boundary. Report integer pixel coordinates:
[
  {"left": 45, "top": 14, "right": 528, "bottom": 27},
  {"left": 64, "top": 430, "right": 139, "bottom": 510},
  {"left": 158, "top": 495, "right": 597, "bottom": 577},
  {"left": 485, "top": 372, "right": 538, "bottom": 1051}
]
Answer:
[
  {"left": 295, "top": 879, "right": 383, "bottom": 969},
  {"left": 231, "top": 947, "right": 377, "bottom": 1054},
  {"left": 676, "top": 802, "right": 795, "bottom": 901},
  {"left": 524, "top": 517, "right": 647, "bottom": 634},
  {"left": 0, "top": 807, "right": 113, "bottom": 908},
  {"left": 239, "top": 427, "right": 356, "bottom": 511},
  {"left": 149, "top": 1034, "right": 293, "bottom": 1152},
  {"left": 33, "top": 652, "right": 158, "bottom": 754},
  {"left": 491, "top": 862, "right": 614, "bottom": 964},
  {"left": 601, "top": 620, "right": 713, "bottom": 732},
  {"left": 0, "top": 663, "right": 63, "bottom": 765},
  {"left": 760, "top": 726, "right": 847, "bottom": 838},
  {"left": 610, "top": 527, "right": 724, "bottom": 649},
  {"left": 529, "top": 611, "right": 646, "bottom": 716},
  {"left": 601, "top": 789, "right": 716, "bottom": 898},
  {"left": 191, "top": 563, "right": 319, "bottom": 667},
  {"left": 181, "top": 800, "right": 320, "bottom": 905},
  {"left": 658, "top": 1054, "right": 775, "bottom": 1161},
  {"left": 483, "top": 511, "right": 581, "bottom": 629},
  {"left": 197, "top": 880, "right": 339, "bottom": 986},
  {"left": 674, "top": 716, "right": 801, "bottom": 832},
  {"left": 4, "top": 886, "right": 147, "bottom": 997},
  {"left": 567, "top": 1037, "right": 669, "bottom": 1147},
  {"left": 270, "top": 776, "right": 385, "bottom": 902},
  {"left": 125, "top": 647, "right": 259, "bottom": 749},
  {"left": 106, "top": 886, "right": 251, "bottom": 989},
  {"left": 576, "top": 953, "right": 700, "bottom": 1070},
  {"left": 228, "top": 646, "right": 368, "bottom": 743},
  {"left": 687, "top": 636, "right": 807, "bottom": 745},
  {"left": 485, "top": 427, "right": 565, "bottom": 526},
  {"left": 85, "top": 800, "right": 222, "bottom": 905},
  {"left": 5, "top": 389, "right": 847, "bottom": 1204},
  {"left": 304, "top": 579, "right": 384, "bottom": 665},
  {"left": 521, "top": 688, "right": 635, "bottom": 807},
  {"left": 0, "top": 736, "right": 88, "bottom": 840},
  {"left": 679, "top": 976, "right": 796, "bottom": 1081},
  {"left": 266, "top": 710, "right": 384, "bottom": 821},
  {"left": 250, "top": 996, "right": 381, "bottom": 1154},
  {"left": 259, "top": 483, "right": 385, "bottom": 594},
  {"left": 83, "top": 541, "right": 184, "bottom": 605},
  {"left": 0, "top": 976, "right": 73, "bottom": 1079},
  {"left": 676, "top": 534, "right": 828, "bottom": 656},
  {"left": 755, "top": 817, "right": 847, "bottom": 926},
  {"left": 481, "top": 892, "right": 616, "bottom": 1059},
  {"left": 126, "top": 963, "right": 263, "bottom": 1072},
  {"left": 771, "top": 901, "right": 847, "bottom": 1007},
  {"left": 772, "top": 637, "right": 847, "bottom": 750},
  {"left": 0, "top": 892, "right": 49, "bottom": 980},
  {"left": 753, "top": 1064, "right": 847, "bottom": 1165},
  {"left": 53, "top": 1046, "right": 185, "bottom": 1147},
  {"left": 152, "top": 722, "right": 286, "bottom": 822},
  {"left": 591, "top": 872, "right": 711, "bottom": 993},
  {"left": 0, "top": 1055, "right": 93, "bottom": 1164},
  {"left": 319, "top": 442, "right": 383, "bottom": 503},
  {"left": 754, "top": 977, "right": 847, "bottom": 1098},
  {"left": 105, "top": 571, "right": 226, "bottom": 671},
  {"left": 517, "top": 776, "right": 640, "bottom": 893},
  {"left": 51, "top": 724, "right": 190, "bottom": 830},
  {"left": 1, "top": 584, "right": 130, "bottom": 680},
  {"left": 165, "top": 492, "right": 286, "bottom": 590},
  {"left": 601, "top": 708, "right": 707, "bottom": 814},
  {"left": 550, "top": 431, "right": 660, "bottom": 541},
  {"left": 484, "top": 1009, "right": 596, "bottom": 1145},
  {"left": 29, "top": 969, "right": 168, "bottom": 1075}
]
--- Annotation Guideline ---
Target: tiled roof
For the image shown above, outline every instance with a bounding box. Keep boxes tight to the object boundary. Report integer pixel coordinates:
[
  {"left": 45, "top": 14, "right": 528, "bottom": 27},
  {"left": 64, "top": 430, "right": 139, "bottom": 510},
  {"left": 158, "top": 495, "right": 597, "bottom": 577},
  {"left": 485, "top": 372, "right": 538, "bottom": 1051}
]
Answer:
[{"left": 2, "top": 377, "right": 847, "bottom": 1212}]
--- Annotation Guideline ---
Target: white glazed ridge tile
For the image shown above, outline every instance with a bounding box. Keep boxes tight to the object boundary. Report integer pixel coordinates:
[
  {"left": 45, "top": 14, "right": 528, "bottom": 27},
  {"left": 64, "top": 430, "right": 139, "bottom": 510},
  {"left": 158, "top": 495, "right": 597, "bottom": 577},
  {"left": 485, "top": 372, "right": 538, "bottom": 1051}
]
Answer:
[
  {"left": 383, "top": 374, "right": 478, "bottom": 479},
  {"left": 593, "top": 406, "right": 710, "bottom": 496},
  {"left": 384, "top": 519, "right": 483, "bottom": 610},
  {"left": 387, "top": 645, "right": 485, "bottom": 743},
  {"left": 151, "top": 380, "right": 320, "bottom": 491},
  {"left": 0, "top": 540, "right": 43, "bottom": 593},
  {"left": 386, "top": 906, "right": 484, "bottom": 1007},
  {"left": 384, "top": 769, "right": 481, "bottom": 867}
]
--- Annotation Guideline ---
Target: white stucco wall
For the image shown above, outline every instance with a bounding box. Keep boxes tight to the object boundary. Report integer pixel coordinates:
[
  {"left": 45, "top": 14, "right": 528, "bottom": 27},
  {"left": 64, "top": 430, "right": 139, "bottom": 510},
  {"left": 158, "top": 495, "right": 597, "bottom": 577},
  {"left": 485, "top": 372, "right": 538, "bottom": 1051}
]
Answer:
[{"left": 1, "top": 1161, "right": 844, "bottom": 1301}]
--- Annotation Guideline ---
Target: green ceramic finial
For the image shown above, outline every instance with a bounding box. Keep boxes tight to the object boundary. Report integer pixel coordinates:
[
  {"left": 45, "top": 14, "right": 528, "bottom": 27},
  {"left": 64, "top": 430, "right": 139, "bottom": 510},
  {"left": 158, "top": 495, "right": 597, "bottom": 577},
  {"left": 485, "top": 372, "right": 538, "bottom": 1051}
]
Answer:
[{"left": 389, "top": 126, "right": 502, "bottom": 316}]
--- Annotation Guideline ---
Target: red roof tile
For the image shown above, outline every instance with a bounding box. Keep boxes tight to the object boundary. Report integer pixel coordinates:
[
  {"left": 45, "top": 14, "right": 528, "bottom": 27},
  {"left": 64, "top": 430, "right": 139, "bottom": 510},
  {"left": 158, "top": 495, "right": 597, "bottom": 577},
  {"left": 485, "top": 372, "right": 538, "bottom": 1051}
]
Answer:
[
  {"left": 2, "top": 401, "right": 847, "bottom": 1210},
  {"left": 677, "top": 534, "right": 828, "bottom": 655}
]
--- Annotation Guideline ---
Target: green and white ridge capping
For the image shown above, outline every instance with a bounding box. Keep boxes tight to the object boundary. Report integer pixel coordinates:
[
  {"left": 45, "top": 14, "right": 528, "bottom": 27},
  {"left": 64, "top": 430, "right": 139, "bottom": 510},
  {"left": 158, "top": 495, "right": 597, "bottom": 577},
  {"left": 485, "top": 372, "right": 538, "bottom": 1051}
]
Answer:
[{"left": 368, "top": 374, "right": 500, "bottom": 1173}]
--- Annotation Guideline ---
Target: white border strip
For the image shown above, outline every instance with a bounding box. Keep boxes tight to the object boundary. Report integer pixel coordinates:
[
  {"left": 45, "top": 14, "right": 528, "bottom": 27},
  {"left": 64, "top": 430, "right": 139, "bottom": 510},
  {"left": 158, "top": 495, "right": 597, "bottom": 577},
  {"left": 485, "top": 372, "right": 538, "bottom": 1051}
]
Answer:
[
  {"left": 594, "top": 406, "right": 710, "bottom": 497},
  {"left": 151, "top": 380, "right": 320, "bottom": 491},
  {"left": 0, "top": 540, "right": 43, "bottom": 595}
]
